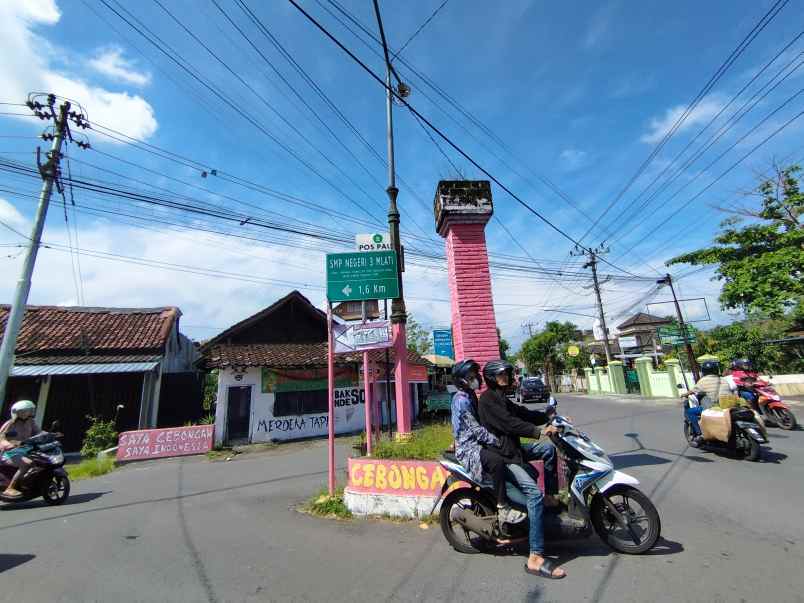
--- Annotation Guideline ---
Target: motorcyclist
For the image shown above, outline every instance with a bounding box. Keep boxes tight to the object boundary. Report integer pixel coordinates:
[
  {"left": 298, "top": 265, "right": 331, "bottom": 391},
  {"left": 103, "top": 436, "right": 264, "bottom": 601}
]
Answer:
[
  {"left": 478, "top": 360, "right": 566, "bottom": 580},
  {"left": 726, "top": 358, "right": 760, "bottom": 411},
  {"left": 0, "top": 400, "right": 42, "bottom": 498},
  {"left": 682, "top": 360, "right": 730, "bottom": 445},
  {"left": 449, "top": 360, "right": 525, "bottom": 525}
]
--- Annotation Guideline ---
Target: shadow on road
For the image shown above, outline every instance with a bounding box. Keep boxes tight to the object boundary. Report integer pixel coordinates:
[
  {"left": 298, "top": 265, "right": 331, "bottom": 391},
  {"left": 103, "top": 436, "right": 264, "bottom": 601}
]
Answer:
[
  {"left": 0, "top": 553, "right": 35, "bottom": 573},
  {"left": 762, "top": 450, "right": 788, "bottom": 464},
  {"left": 611, "top": 453, "right": 672, "bottom": 470},
  {"left": 0, "top": 491, "right": 110, "bottom": 511}
]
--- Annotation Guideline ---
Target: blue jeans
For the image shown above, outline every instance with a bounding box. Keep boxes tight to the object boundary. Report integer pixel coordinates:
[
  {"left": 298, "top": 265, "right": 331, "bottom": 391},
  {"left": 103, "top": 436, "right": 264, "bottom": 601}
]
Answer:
[
  {"left": 503, "top": 442, "right": 557, "bottom": 555},
  {"left": 685, "top": 405, "right": 703, "bottom": 435},
  {"left": 505, "top": 463, "right": 544, "bottom": 555},
  {"left": 740, "top": 390, "right": 758, "bottom": 411}
]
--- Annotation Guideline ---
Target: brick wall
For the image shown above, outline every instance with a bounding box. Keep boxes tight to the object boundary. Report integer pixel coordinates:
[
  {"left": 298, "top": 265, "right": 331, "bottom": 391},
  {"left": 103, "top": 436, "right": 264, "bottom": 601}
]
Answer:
[{"left": 445, "top": 222, "right": 500, "bottom": 368}]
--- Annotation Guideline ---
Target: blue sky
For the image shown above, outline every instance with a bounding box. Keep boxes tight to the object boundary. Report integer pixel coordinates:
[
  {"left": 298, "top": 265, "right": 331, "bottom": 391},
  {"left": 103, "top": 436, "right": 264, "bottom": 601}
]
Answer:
[{"left": 1, "top": 0, "right": 802, "bottom": 350}]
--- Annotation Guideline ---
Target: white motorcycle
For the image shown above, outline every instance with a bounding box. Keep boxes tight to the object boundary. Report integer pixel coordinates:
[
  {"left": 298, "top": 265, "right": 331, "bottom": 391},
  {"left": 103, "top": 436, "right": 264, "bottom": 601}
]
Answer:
[{"left": 433, "top": 398, "right": 661, "bottom": 554}]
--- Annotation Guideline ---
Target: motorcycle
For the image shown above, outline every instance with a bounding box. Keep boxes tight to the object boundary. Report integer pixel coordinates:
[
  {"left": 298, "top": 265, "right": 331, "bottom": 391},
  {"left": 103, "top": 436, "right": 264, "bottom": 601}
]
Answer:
[
  {"left": 0, "top": 432, "right": 70, "bottom": 505},
  {"left": 433, "top": 397, "right": 661, "bottom": 555},
  {"left": 682, "top": 390, "right": 768, "bottom": 462},
  {"left": 735, "top": 376, "right": 797, "bottom": 431}
]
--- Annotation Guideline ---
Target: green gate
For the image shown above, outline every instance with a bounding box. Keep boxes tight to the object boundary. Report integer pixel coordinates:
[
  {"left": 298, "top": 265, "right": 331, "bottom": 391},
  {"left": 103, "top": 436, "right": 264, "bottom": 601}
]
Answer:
[{"left": 625, "top": 369, "right": 640, "bottom": 394}]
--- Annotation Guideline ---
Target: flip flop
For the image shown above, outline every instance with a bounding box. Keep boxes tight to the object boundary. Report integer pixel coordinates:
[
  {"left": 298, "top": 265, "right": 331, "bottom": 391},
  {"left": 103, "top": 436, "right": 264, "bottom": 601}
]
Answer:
[{"left": 524, "top": 559, "right": 566, "bottom": 580}]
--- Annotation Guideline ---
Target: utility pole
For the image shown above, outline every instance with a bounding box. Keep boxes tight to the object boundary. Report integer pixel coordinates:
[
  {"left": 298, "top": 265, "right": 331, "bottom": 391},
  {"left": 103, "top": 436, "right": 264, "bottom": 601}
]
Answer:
[
  {"left": 657, "top": 273, "right": 700, "bottom": 382},
  {"left": 0, "top": 94, "right": 89, "bottom": 405},
  {"left": 522, "top": 321, "right": 536, "bottom": 338},
  {"left": 573, "top": 245, "right": 613, "bottom": 364},
  {"left": 374, "top": 0, "right": 413, "bottom": 437}
]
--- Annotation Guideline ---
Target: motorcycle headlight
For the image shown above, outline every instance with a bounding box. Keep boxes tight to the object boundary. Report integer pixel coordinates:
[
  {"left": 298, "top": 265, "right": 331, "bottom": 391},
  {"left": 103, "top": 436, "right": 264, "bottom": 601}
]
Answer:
[{"left": 48, "top": 452, "right": 64, "bottom": 465}]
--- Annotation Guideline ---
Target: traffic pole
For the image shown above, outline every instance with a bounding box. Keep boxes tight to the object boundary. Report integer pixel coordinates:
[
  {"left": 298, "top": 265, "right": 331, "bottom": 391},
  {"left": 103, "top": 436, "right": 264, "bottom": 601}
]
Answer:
[
  {"left": 0, "top": 100, "right": 70, "bottom": 404},
  {"left": 327, "top": 302, "right": 335, "bottom": 495}
]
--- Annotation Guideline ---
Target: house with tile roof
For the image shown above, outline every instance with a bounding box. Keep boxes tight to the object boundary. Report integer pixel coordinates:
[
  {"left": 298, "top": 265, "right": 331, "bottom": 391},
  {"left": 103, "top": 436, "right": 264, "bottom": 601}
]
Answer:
[
  {"left": 201, "top": 291, "right": 430, "bottom": 446},
  {"left": 1, "top": 305, "right": 201, "bottom": 451}
]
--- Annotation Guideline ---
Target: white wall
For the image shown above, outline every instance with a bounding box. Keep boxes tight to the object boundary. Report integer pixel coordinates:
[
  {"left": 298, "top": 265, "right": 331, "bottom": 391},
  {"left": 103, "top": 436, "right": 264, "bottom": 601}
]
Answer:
[{"left": 214, "top": 367, "right": 367, "bottom": 445}]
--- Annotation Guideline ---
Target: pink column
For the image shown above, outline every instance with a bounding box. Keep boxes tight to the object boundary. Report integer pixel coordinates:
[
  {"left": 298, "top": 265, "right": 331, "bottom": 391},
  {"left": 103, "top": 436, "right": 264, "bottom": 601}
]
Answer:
[
  {"left": 435, "top": 181, "right": 499, "bottom": 371},
  {"left": 362, "top": 351, "right": 372, "bottom": 455},
  {"left": 393, "top": 322, "right": 411, "bottom": 435}
]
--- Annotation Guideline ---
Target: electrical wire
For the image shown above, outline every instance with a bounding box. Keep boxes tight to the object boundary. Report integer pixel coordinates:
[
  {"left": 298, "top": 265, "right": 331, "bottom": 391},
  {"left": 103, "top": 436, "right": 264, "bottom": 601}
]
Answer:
[{"left": 391, "top": 0, "right": 450, "bottom": 60}]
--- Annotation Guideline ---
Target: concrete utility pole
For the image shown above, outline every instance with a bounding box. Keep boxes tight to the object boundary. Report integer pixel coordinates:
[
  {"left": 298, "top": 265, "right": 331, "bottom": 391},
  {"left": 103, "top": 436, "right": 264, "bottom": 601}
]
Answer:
[
  {"left": 657, "top": 273, "right": 700, "bottom": 382},
  {"left": 374, "top": 0, "right": 412, "bottom": 437},
  {"left": 573, "top": 246, "right": 613, "bottom": 364},
  {"left": 0, "top": 97, "right": 78, "bottom": 404}
]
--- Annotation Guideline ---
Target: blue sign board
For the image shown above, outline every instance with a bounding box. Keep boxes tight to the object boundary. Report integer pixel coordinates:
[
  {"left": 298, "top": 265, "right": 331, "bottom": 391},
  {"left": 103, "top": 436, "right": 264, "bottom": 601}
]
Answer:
[{"left": 432, "top": 329, "right": 454, "bottom": 359}]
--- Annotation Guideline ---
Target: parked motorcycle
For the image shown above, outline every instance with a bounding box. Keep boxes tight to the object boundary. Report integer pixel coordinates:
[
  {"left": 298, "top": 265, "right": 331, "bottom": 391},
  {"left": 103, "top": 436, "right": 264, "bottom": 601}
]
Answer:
[
  {"left": 0, "top": 432, "right": 70, "bottom": 505},
  {"left": 737, "top": 378, "right": 797, "bottom": 431},
  {"left": 433, "top": 398, "right": 661, "bottom": 555},
  {"left": 682, "top": 390, "right": 768, "bottom": 461}
]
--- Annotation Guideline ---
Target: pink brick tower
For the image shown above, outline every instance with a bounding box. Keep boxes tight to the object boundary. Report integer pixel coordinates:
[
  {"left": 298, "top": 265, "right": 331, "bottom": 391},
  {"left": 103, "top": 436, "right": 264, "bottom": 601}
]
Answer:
[{"left": 435, "top": 181, "right": 500, "bottom": 369}]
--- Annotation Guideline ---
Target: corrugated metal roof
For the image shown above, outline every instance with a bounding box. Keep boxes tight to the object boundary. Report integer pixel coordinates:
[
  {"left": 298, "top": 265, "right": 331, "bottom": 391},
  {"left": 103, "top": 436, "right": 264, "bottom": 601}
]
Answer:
[{"left": 11, "top": 361, "right": 159, "bottom": 377}]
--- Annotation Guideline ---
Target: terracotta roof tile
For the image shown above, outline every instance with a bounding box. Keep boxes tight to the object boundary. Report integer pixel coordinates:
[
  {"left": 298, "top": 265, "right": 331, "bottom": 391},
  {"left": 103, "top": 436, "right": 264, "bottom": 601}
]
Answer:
[
  {"left": 0, "top": 305, "right": 179, "bottom": 356},
  {"left": 202, "top": 343, "right": 430, "bottom": 369}
]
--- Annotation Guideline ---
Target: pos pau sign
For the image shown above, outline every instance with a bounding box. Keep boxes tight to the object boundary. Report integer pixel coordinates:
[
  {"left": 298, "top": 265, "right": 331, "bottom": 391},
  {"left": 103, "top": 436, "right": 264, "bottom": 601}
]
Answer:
[
  {"left": 117, "top": 425, "right": 214, "bottom": 461},
  {"left": 326, "top": 250, "right": 399, "bottom": 302},
  {"left": 356, "top": 232, "right": 392, "bottom": 252}
]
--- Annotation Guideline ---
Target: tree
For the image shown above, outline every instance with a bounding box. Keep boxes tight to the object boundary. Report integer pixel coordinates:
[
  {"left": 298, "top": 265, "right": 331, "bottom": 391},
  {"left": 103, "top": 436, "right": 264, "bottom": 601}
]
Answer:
[
  {"left": 518, "top": 321, "right": 578, "bottom": 390},
  {"left": 668, "top": 164, "right": 803, "bottom": 318},
  {"left": 406, "top": 314, "right": 433, "bottom": 356},
  {"left": 497, "top": 328, "right": 510, "bottom": 360}
]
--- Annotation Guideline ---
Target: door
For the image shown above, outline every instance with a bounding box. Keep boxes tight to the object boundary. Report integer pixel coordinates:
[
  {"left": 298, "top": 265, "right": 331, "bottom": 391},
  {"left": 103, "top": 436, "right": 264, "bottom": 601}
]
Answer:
[{"left": 226, "top": 386, "right": 252, "bottom": 442}]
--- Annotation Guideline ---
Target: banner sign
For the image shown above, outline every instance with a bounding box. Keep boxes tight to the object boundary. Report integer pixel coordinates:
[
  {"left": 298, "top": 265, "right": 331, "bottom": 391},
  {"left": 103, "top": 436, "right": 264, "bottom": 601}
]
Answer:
[
  {"left": 657, "top": 325, "right": 697, "bottom": 345},
  {"left": 431, "top": 329, "right": 454, "bottom": 360},
  {"left": 117, "top": 425, "right": 214, "bottom": 461},
  {"left": 261, "top": 367, "right": 356, "bottom": 393},
  {"left": 333, "top": 320, "right": 392, "bottom": 353}
]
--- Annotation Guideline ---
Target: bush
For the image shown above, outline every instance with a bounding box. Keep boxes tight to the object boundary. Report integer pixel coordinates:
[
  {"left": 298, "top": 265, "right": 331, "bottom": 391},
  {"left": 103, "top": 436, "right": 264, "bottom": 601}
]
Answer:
[
  {"left": 67, "top": 457, "right": 116, "bottom": 481},
  {"left": 81, "top": 416, "right": 118, "bottom": 458},
  {"left": 372, "top": 424, "right": 453, "bottom": 460},
  {"left": 303, "top": 487, "right": 352, "bottom": 519}
]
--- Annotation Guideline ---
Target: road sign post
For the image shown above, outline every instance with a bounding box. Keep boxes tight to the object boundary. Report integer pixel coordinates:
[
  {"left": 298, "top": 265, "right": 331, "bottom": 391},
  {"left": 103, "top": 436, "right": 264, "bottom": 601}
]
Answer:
[{"left": 326, "top": 251, "right": 400, "bottom": 303}]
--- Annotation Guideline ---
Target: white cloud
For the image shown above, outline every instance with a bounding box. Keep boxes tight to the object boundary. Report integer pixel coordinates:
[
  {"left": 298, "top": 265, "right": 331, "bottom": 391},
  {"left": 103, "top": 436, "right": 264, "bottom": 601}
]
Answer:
[
  {"left": 641, "top": 96, "right": 725, "bottom": 144},
  {"left": 0, "top": 1, "right": 157, "bottom": 140},
  {"left": 0, "top": 197, "right": 27, "bottom": 229},
  {"left": 559, "top": 149, "right": 588, "bottom": 172},
  {"left": 89, "top": 47, "right": 151, "bottom": 87},
  {"left": 583, "top": 3, "right": 616, "bottom": 50}
]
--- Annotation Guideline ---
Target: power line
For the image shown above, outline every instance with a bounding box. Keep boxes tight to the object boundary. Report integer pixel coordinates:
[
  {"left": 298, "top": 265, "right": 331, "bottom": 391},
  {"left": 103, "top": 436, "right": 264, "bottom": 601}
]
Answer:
[
  {"left": 581, "top": 0, "right": 789, "bottom": 244},
  {"left": 391, "top": 0, "right": 450, "bottom": 60},
  {"left": 286, "top": 0, "right": 651, "bottom": 279}
]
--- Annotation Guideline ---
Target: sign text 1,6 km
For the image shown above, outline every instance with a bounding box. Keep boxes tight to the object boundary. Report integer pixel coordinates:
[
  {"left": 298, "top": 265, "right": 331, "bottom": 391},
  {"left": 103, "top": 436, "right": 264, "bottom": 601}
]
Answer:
[{"left": 326, "top": 250, "right": 400, "bottom": 302}]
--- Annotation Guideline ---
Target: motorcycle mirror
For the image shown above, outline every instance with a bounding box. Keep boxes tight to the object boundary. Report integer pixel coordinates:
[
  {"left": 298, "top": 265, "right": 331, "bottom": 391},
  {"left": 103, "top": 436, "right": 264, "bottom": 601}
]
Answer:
[
  {"left": 677, "top": 384, "right": 684, "bottom": 389},
  {"left": 50, "top": 420, "right": 60, "bottom": 432},
  {"left": 548, "top": 396, "right": 557, "bottom": 406}
]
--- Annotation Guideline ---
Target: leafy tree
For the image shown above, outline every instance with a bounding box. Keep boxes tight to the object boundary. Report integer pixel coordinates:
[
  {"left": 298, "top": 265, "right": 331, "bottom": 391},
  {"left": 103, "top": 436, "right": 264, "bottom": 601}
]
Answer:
[
  {"left": 668, "top": 164, "right": 803, "bottom": 318},
  {"left": 203, "top": 371, "right": 218, "bottom": 412},
  {"left": 497, "top": 328, "right": 510, "bottom": 360},
  {"left": 406, "top": 314, "right": 433, "bottom": 356},
  {"left": 519, "top": 321, "right": 578, "bottom": 389}
]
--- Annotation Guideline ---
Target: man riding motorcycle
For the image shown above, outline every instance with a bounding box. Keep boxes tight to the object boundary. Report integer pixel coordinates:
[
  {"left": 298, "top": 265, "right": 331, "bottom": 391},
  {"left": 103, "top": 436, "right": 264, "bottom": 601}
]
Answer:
[
  {"left": 726, "top": 358, "right": 760, "bottom": 411},
  {"left": 0, "top": 400, "right": 42, "bottom": 498},
  {"left": 682, "top": 360, "right": 731, "bottom": 446},
  {"left": 478, "top": 360, "right": 566, "bottom": 580}
]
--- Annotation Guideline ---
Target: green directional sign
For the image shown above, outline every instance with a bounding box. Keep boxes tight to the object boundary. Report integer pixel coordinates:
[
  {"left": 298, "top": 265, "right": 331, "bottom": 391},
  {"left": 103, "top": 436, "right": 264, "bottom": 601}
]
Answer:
[
  {"left": 326, "top": 250, "right": 400, "bottom": 302},
  {"left": 657, "top": 325, "right": 697, "bottom": 345}
]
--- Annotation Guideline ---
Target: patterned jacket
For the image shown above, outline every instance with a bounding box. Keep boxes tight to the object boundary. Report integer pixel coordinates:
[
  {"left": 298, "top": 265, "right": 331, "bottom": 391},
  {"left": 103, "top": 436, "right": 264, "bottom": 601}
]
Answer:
[{"left": 451, "top": 390, "right": 501, "bottom": 482}]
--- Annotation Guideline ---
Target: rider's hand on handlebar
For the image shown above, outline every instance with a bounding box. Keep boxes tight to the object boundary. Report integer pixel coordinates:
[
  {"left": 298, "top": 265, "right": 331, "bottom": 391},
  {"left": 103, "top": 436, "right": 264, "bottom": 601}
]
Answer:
[{"left": 543, "top": 424, "right": 560, "bottom": 436}]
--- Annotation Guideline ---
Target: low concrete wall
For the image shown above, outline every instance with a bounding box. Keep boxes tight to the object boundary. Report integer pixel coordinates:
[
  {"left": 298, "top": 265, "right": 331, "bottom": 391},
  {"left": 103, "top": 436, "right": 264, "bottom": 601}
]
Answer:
[{"left": 764, "top": 374, "right": 804, "bottom": 396}]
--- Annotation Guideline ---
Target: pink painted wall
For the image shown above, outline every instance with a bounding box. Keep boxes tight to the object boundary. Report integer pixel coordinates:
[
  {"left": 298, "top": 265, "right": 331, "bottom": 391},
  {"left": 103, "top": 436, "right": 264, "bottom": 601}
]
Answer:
[{"left": 445, "top": 222, "right": 500, "bottom": 367}]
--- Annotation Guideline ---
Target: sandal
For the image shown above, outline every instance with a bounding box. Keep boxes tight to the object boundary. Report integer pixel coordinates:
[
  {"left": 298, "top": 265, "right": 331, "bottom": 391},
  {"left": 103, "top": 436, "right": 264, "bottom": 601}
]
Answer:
[{"left": 524, "top": 559, "right": 566, "bottom": 580}]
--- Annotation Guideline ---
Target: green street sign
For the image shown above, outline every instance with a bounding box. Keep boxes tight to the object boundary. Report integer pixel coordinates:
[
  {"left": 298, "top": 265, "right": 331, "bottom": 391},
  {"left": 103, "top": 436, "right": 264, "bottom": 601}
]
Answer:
[
  {"left": 326, "top": 250, "right": 400, "bottom": 302},
  {"left": 657, "top": 325, "right": 696, "bottom": 345}
]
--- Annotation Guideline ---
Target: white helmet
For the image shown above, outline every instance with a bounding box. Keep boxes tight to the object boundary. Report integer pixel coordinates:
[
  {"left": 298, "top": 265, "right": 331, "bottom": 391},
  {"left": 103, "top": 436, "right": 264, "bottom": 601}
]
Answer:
[{"left": 10, "top": 399, "right": 36, "bottom": 420}]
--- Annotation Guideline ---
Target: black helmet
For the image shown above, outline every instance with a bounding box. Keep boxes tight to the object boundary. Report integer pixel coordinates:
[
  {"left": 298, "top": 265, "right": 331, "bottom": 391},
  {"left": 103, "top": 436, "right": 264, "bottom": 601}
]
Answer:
[
  {"left": 483, "top": 359, "right": 514, "bottom": 389},
  {"left": 700, "top": 360, "right": 721, "bottom": 377},
  {"left": 452, "top": 359, "right": 480, "bottom": 390},
  {"left": 730, "top": 358, "right": 754, "bottom": 372}
]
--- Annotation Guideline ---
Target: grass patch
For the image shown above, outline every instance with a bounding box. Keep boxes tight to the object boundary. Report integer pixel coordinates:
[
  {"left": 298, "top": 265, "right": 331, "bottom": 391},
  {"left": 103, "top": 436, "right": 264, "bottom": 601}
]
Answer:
[
  {"left": 65, "top": 456, "right": 116, "bottom": 481},
  {"left": 372, "top": 423, "right": 452, "bottom": 460},
  {"left": 302, "top": 487, "right": 352, "bottom": 519}
]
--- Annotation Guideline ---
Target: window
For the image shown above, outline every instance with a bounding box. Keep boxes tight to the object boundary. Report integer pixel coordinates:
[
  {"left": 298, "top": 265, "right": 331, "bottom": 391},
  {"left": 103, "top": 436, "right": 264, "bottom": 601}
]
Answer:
[{"left": 273, "top": 390, "right": 328, "bottom": 417}]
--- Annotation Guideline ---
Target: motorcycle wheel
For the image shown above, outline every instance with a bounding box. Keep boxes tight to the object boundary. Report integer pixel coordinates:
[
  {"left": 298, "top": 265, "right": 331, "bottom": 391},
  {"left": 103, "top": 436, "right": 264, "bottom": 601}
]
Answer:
[
  {"left": 773, "top": 408, "right": 797, "bottom": 431},
  {"left": 735, "top": 431, "right": 761, "bottom": 462},
  {"left": 439, "top": 489, "right": 495, "bottom": 554},
  {"left": 42, "top": 473, "right": 70, "bottom": 505},
  {"left": 591, "top": 486, "right": 661, "bottom": 554}
]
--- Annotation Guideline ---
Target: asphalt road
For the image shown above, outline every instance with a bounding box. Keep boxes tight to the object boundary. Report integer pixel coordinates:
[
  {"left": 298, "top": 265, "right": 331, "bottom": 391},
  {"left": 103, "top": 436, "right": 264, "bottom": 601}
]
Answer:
[{"left": 1, "top": 394, "right": 803, "bottom": 603}]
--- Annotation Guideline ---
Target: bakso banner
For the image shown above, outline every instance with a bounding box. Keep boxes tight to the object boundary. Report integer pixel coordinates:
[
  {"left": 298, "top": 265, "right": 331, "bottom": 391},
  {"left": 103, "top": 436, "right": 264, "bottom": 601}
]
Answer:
[{"left": 117, "top": 425, "right": 214, "bottom": 461}]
